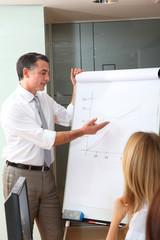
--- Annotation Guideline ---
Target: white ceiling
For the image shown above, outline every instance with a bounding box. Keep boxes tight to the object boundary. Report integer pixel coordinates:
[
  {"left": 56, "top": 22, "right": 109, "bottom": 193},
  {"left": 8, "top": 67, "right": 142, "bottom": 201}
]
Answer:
[{"left": 0, "top": 0, "right": 160, "bottom": 23}]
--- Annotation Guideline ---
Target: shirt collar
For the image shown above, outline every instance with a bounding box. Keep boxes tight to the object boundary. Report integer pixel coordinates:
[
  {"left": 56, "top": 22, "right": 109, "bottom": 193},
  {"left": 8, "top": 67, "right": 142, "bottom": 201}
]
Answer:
[{"left": 17, "top": 84, "right": 35, "bottom": 103}]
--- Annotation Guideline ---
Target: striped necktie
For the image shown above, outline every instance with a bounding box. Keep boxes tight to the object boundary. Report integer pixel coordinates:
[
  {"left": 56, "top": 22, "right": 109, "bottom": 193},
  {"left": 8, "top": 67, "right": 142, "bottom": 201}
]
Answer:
[{"left": 34, "top": 96, "right": 51, "bottom": 167}]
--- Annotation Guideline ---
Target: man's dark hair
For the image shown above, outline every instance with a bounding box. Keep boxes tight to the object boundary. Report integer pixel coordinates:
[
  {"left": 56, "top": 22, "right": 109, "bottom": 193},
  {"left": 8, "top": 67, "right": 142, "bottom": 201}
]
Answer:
[{"left": 16, "top": 52, "right": 49, "bottom": 81}]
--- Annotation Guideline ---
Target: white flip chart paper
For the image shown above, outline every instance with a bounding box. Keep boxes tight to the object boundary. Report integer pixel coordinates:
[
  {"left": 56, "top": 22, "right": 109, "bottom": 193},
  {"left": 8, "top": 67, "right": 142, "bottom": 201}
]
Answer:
[{"left": 63, "top": 68, "right": 160, "bottom": 224}]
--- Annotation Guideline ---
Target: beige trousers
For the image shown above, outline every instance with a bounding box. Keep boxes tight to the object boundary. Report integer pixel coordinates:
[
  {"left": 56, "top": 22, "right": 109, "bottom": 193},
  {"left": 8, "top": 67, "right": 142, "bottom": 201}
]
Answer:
[{"left": 3, "top": 164, "right": 63, "bottom": 240}]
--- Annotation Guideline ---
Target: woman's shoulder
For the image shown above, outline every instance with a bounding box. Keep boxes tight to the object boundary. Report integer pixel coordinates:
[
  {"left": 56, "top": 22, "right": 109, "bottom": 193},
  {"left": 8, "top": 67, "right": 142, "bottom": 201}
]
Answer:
[
  {"left": 125, "top": 207, "right": 148, "bottom": 240},
  {"left": 131, "top": 207, "right": 148, "bottom": 223}
]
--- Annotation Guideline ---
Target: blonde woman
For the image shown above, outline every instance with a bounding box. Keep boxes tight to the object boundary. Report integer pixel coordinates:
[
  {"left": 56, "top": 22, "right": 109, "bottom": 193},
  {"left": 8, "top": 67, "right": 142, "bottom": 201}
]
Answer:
[{"left": 106, "top": 131, "right": 160, "bottom": 240}]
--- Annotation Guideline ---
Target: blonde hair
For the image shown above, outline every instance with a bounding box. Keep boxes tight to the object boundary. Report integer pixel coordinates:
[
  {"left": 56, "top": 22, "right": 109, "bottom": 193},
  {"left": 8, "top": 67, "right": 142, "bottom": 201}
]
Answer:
[
  {"left": 146, "top": 186, "right": 160, "bottom": 240},
  {"left": 122, "top": 132, "right": 160, "bottom": 224}
]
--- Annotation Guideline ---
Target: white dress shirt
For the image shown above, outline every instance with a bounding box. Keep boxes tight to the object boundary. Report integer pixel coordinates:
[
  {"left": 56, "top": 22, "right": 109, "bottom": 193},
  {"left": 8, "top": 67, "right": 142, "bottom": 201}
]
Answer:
[
  {"left": 1, "top": 84, "right": 73, "bottom": 166},
  {"left": 125, "top": 205, "right": 148, "bottom": 240}
]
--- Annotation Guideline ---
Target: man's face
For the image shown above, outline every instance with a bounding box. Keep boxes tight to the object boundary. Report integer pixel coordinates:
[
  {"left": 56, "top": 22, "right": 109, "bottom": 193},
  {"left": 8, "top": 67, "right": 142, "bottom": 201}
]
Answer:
[{"left": 27, "top": 59, "right": 50, "bottom": 94}]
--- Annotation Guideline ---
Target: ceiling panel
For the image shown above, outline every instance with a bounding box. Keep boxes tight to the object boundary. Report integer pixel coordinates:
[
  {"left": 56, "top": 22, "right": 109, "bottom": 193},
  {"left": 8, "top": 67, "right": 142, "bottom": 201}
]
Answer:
[{"left": 0, "top": 0, "right": 160, "bottom": 23}]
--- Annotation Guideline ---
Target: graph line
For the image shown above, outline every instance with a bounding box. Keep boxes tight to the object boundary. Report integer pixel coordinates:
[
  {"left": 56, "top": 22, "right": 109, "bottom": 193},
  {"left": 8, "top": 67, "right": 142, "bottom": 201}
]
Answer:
[{"left": 86, "top": 105, "right": 141, "bottom": 151}]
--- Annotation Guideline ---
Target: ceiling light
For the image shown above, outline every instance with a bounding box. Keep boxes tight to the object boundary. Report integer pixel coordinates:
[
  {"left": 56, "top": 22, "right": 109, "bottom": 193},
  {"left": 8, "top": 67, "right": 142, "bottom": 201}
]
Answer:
[{"left": 93, "top": 0, "right": 118, "bottom": 3}]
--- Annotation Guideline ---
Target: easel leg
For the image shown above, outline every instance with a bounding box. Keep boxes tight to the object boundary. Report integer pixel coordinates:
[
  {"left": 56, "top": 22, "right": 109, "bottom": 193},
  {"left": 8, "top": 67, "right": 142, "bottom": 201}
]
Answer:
[{"left": 63, "top": 220, "right": 70, "bottom": 240}]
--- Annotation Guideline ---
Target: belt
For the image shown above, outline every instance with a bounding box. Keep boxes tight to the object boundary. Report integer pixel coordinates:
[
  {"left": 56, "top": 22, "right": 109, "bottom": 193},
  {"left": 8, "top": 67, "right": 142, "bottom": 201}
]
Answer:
[{"left": 7, "top": 161, "right": 50, "bottom": 172}]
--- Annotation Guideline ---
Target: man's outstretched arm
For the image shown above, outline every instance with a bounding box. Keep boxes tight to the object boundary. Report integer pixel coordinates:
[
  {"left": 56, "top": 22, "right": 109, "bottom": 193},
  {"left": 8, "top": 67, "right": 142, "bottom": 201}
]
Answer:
[{"left": 53, "top": 118, "right": 110, "bottom": 146}]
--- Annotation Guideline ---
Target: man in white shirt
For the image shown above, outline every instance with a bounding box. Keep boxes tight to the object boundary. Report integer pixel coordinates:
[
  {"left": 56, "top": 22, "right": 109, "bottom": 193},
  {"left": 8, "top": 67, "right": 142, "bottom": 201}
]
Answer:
[{"left": 1, "top": 52, "right": 109, "bottom": 240}]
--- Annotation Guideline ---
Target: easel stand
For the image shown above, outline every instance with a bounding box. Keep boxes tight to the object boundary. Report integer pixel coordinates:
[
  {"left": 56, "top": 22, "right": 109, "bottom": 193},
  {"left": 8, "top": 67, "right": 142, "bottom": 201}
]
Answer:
[{"left": 63, "top": 220, "right": 70, "bottom": 240}]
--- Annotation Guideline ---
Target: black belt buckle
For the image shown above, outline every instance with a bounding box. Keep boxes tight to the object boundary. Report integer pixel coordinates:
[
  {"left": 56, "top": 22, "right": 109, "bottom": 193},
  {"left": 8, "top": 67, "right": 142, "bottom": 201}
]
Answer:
[{"left": 42, "top": 166, "right": 45, "bottom": 172}]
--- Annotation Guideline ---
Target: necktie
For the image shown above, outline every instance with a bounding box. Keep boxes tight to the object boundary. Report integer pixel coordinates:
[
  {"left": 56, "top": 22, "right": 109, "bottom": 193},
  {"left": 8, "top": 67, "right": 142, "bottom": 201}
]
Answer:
[{"left": 34, "top": 96, "right": 51, "bottom": 167}]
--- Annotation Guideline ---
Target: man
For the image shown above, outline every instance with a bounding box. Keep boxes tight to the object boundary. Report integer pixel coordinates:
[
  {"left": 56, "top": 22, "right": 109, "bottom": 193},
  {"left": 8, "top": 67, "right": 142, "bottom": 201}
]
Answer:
[{"left": 1, "top": 52, "right": 109, "bottom": 240}]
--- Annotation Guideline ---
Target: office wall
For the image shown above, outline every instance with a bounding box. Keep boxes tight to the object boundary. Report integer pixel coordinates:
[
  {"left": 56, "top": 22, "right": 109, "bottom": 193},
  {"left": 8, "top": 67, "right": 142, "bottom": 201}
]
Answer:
[{"left": 0, "top": 5, "right": 45, "bottom": 240}]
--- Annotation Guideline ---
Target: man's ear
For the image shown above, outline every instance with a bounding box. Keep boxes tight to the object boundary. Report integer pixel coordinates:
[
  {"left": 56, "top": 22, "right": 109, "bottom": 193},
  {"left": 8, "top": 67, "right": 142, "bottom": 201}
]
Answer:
[{"left": 23, "top": 68, "right": 30, "bottom": 78}]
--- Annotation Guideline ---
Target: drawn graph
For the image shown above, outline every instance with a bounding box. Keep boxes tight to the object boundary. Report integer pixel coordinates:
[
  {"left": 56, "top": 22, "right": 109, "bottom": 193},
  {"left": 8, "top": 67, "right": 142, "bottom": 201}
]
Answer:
[
  {"left": 79, "top": 90, "right": 142, "bottom": 161},
  {"left": 84, "top": 102, "right": 141, "bottom": 151},
  {"left": 70, "top": 78, "right": 160, "bottom": 165}
]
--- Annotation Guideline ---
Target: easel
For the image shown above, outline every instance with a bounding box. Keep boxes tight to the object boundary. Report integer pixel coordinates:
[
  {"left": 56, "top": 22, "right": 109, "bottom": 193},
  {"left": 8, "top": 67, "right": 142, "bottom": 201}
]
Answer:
[{"left": 63, "top": 220, "right": 70, "bottom": 240}]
